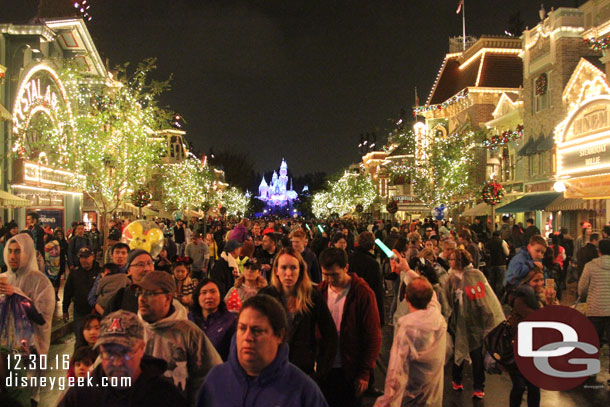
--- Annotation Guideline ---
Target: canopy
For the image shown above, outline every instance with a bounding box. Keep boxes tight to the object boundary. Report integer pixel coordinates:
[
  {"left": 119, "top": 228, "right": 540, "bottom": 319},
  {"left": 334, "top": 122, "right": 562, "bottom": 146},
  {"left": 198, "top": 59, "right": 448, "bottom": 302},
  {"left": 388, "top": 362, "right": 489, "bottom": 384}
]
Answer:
[
  {"left": 545, "top": 196, "right": 604, "bottom": 212},
  {"left": 0, "top": 190, "right": 31, "bottom": 208},
  {"left": 495, "top": 192, "right": 561, "bottom": 213},
  {"left": 461, "top": 202, "right": 491, "bottom": 217}
]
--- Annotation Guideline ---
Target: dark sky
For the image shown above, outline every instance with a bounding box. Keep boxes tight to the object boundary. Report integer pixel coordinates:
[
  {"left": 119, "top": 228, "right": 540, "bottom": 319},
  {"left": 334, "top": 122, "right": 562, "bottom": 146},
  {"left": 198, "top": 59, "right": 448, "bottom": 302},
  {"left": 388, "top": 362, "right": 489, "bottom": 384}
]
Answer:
[{"left": 4, "top": 0, "right": 581, "bottom": 176}]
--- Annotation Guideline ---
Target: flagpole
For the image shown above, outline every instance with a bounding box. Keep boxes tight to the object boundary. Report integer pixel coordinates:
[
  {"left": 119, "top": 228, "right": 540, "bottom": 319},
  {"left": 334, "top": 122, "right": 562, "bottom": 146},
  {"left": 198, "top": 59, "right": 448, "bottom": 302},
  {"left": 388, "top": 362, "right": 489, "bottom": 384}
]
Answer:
[{"left": 462, "top": 0, "right": 466, "bottom": 51}]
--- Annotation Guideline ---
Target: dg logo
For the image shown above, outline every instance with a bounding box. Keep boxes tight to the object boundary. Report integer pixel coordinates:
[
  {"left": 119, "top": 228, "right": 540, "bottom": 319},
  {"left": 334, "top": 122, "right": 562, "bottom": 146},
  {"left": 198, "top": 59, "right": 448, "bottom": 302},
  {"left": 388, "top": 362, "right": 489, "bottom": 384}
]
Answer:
[{"left": 515, "top": 305, "right": 600, "bottom": 391}]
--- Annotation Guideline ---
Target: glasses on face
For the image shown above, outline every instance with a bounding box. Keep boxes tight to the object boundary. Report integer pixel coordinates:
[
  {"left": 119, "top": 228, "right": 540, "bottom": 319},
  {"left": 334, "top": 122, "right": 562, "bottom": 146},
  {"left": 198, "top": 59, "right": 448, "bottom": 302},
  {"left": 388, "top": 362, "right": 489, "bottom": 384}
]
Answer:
[
  {"left": 136, "top": 289, "right": 167, "bottom": 298},
  {"left": 100, "top": 348, "right": 137, "bottom": 362},
  {"left": 131, "top": 261, "right": 154, "bottom": 269}
]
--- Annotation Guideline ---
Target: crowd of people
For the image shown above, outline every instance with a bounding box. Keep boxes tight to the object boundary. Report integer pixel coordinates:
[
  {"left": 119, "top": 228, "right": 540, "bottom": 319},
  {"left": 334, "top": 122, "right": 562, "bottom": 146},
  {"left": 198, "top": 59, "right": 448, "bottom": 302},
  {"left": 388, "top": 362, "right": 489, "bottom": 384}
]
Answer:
[{"left": 0, "top": 213, "right": 609, "bottom": 407}]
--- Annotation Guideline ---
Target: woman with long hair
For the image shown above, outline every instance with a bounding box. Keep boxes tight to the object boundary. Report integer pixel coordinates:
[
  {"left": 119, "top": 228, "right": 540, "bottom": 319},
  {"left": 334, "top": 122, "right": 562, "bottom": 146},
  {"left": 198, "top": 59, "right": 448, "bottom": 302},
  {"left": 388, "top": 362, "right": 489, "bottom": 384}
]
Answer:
[
  {"left": 259, "top": 247, "right": 337, "bottom": 382},
  {"left": 506, "top": 268, "right": 557, "bottom": 407}
]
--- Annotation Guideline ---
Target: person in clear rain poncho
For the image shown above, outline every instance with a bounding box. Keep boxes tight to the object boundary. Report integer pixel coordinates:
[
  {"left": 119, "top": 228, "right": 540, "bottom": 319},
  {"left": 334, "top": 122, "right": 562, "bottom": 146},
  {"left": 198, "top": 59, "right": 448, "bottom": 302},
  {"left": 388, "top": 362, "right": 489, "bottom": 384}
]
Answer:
[{"left": 1, "top": 233, "right": 55, "bottom": 405}]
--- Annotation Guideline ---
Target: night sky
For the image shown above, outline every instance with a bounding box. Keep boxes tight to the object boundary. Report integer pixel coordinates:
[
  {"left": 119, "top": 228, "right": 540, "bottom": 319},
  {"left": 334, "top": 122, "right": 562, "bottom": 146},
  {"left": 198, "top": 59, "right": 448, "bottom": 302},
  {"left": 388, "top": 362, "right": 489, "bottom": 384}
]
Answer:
[{"left": 3, "top": 0, "right": 581, "bottom": 176}]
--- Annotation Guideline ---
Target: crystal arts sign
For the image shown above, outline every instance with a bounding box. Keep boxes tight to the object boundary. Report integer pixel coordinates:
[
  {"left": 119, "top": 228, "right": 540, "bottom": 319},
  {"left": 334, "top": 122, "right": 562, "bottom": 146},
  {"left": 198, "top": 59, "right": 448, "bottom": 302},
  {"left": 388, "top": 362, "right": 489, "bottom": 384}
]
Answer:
[{"left": 12, "top": 64, "right": 73, "bottom": 162}]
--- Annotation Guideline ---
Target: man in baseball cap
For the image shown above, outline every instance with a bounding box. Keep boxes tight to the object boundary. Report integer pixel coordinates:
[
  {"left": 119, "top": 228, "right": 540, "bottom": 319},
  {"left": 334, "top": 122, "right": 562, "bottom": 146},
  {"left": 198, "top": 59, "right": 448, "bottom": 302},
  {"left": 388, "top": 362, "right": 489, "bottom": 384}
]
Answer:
[
  {"left": 136, "top": 271, "right": 221, "bottom": 404},
  {"left": 59, "top": 310, "right": 188, "bottom": 407},
  {"left": 63, "top": 245, "right": 100, "bottom": 335}
]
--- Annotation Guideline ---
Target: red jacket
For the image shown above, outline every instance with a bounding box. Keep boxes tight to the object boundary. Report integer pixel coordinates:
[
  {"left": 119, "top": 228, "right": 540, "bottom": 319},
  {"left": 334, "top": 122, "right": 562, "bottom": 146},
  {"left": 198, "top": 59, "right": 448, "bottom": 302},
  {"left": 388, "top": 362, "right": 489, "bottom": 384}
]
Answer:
[{"left": 318, "top": 273, "right": 381, "bottom": 383}]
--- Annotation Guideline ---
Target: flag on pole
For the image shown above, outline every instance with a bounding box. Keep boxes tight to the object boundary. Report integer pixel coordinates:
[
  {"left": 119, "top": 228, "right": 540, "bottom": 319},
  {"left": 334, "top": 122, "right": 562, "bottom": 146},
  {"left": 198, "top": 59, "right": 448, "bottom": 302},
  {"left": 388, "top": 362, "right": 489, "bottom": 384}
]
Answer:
[{"left": 456, "top": 0, "right": 464, "bottom": 14}]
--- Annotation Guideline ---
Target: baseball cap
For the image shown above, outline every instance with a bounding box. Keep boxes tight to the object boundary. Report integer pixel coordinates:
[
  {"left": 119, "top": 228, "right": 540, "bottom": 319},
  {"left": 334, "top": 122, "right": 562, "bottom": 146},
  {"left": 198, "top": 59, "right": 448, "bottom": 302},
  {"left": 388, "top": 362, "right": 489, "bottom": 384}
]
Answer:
[
  {"left": 78, "top": 247, "right": 94, "bottom": 257},
  {"left": 134, "top": 270, "right": 176, "bottom": 293},
  {"left": 94, "top": 310, "right": 144, "bottom": 349}
]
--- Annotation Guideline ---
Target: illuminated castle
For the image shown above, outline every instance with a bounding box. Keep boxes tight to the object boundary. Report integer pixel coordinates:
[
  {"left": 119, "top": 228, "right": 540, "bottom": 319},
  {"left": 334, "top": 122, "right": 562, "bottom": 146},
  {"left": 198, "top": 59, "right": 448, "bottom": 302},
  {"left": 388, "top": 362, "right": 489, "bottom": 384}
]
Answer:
[{"left": 258, "top": 159, "right": 298, "bottom": 208}]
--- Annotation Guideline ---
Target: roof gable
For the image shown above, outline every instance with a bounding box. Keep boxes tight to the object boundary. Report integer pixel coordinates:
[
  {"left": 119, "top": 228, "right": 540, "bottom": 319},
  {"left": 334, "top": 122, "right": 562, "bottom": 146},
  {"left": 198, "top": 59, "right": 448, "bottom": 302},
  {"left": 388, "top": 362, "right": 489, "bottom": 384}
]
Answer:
[{"left": 563, "top": 57, "right": 609, "bottom": 110}]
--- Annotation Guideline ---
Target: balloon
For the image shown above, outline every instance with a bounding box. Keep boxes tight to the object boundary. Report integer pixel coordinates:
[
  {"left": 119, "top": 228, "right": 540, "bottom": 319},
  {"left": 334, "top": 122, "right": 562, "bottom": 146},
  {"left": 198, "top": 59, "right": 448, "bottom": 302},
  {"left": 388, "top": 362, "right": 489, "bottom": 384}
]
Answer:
[
  {"left": 433, "top": 204, "right": 447, "bottom": 220},
  {"left": 122, "top": 220, "right": 164, "bottom": 258}
]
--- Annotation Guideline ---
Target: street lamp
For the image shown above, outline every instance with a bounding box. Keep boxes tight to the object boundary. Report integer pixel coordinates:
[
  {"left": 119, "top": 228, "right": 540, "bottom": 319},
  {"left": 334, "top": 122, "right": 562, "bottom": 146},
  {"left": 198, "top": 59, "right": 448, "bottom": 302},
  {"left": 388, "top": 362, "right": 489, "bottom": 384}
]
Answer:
[{"left": 486, "top": 156, "right": 502, "bottom": 231}]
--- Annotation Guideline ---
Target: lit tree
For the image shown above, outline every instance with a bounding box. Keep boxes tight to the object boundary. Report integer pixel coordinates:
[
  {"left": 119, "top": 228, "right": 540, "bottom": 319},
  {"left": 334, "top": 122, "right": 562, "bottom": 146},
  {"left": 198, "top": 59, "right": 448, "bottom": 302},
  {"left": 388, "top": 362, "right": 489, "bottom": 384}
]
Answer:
[
  {"left": 159, "top": 157, "right": 217, "bottom": 211},
  {"left": 221, "top": 186, "right": 250, "bottom": 217},
  {"left": 413, "top": 130, "right": 480, "bottom": 207},
  {"left": 311, "top": 172, "right": 378, "bottom": 218},
  {"left": 60, "top": 59, "right": 172, "bottom": 244}
]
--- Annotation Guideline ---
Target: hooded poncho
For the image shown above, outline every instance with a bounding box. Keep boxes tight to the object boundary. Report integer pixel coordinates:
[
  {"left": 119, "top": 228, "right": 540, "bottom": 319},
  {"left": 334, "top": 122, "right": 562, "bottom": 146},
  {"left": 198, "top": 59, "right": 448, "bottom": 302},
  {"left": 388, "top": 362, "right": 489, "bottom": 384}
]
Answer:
[{"left": 2, "top": 233, "right": 55, "bottom": 355}]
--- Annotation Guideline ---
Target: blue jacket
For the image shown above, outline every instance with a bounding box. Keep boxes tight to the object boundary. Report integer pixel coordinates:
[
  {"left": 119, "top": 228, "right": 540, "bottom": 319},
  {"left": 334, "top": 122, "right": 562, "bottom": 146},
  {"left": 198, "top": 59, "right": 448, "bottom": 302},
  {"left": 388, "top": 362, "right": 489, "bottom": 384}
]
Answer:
[
  {"left": 197, "top": 338, "right": 328, "bottom": 407},
  {"left": 505, "top": 249, "right": 535, "bottom": 287}
]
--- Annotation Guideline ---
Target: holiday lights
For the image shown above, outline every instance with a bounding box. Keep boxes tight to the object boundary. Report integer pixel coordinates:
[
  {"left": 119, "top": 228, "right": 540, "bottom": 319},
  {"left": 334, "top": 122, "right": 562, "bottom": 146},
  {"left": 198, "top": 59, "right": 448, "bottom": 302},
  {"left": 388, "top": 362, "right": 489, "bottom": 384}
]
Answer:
[
  {"left": 413, "top": 89, "right": 469, "bottom": 114},
  {"left": 311, "top": 173, "right": 378, "bottom": 218},
  {"left": 483, "top": 125, "right": 523, "bottom": 149},
  {"left": 73, "top": 1, "right": 93, "bottom": 21},
  {"left": 159, "top": 157, "right": 216, "bottom": 211},
  {"left": 585, "top": 36, "right": 610, "bottom": 51},
  {"left": 220, "top": 187, "right": 249, "bottom": 217},
  {"left": 481, "top": 181, "right": 505, "bottom": 205}
]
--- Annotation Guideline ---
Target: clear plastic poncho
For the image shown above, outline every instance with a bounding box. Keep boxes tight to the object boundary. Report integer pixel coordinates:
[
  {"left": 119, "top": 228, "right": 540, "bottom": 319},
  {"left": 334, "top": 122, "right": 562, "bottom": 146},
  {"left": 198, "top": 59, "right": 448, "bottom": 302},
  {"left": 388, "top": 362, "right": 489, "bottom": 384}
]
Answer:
[{"left": 2, "top": 233, "right": 55, "bottom": 355}]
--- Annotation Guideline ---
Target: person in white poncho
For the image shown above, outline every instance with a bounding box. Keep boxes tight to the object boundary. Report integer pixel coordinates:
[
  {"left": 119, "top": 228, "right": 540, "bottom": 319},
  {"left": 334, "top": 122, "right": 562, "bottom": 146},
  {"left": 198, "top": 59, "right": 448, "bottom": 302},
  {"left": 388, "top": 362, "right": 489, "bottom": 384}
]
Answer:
[
  {"left": 1, "top": 233, "right": 55, "bottom": 405},
  {"left": 375, "top": 277, "right": 447, "bottom": 407}
]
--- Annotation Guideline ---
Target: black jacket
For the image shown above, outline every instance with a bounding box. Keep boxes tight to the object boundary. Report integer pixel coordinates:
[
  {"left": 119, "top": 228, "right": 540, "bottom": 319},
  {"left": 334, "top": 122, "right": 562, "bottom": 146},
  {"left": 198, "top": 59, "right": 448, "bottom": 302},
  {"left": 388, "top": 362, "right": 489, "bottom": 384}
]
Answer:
[
  {"left": 348, "top": 247, "right": 385, "bottom": 325},
  {"left": 486, "top": 237, "right": 507, "bottom": 266},
  {"left": 58, "top": 355, "right": 188, "bottom": 407},
  {"left": 209, "top": 256, "right": 234, "bottom": 297},
  {"left": 63, "top": 262, "right": 100, "bottom": 315},
  {"left": 576, "top": 243, "right": 599, "bottom": 275},
  {"left": 259, "top": 285, "right": 338, "bottom": 382},
  {"left": 300, "top": 248, "right": 321, "bottom": 283}
]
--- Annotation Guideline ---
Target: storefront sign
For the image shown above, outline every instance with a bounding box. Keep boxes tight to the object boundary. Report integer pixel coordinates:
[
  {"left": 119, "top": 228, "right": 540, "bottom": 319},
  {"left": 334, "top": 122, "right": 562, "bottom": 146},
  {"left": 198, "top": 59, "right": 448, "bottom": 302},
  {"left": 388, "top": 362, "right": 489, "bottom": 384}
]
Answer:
[
  {"left": 565, "top": 173, "right": 610, "bottom": 199},
  {"left": 35, "top": 209, "right": 64, "bottom": 230},
  {"left": 557, "top": 96, "right": 610, "bottom": 177}
]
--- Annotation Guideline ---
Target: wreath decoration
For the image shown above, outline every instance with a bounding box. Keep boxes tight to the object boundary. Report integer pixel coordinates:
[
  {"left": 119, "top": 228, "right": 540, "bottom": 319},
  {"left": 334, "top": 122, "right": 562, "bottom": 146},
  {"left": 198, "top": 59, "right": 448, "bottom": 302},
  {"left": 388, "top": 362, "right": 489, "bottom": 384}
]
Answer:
[{"left": 482, "top": 182, "right": 505, "bottom": 206}]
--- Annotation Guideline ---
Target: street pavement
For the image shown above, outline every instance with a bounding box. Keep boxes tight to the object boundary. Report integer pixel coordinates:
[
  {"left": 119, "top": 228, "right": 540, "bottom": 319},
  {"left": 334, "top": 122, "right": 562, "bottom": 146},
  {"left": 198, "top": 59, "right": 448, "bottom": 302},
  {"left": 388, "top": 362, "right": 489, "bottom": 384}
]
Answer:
[{"left": 37, "top": 281, "right": 610, "bottom": 407}]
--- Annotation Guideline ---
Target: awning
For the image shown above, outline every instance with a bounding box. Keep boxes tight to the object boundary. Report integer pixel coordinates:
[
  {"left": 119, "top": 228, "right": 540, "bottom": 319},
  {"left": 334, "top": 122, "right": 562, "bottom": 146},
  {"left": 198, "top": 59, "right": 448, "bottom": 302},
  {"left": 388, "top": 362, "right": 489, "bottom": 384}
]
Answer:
[
  {"left": 461, "top": 202, "right": 491, "bottom": 217},
  {"left": 0, "top": 190, "right": 32, "bottom": 208},
  {"left": 142, "top": 206, "right": 159, "bottom": 217},
  {"left": 495, "top": 192, "right": 561, "bottom": 213},
  {"left": 545, "top": 197, "right": 605, "bottom": 212},
  {"left": 536, "top": 134, "right": 555, "bottom": 153},
  {"left": 517, "top": 137, "right": 535, "bottom": 156}
]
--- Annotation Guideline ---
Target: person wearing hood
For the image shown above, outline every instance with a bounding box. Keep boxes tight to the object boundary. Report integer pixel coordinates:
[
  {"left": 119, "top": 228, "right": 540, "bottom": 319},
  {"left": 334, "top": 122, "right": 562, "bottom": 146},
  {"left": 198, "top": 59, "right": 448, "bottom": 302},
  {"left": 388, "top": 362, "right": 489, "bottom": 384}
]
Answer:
[
  {"left": 58, "top": 310, "right": 188, "bottom": 407},
  {"left": 374, "top": 277, "right": 447, "bottom": 407},
  {"left": 444, "top": 248, "right": 504, "bottom": 400},
  {"left": 578, "top": 238, "right": 610, "bottom": 384},
  {"left": 209, "top": 239, "right": 242, "bottom": 297},
  {"left": 196, "top": 294, "right": 328, "bottom": 407},
  {"left": 1, "top": 233, "right": 55, "bottom": 406},
  {"left": 137, "top": 271, "right": 222, "bottom": 405}
]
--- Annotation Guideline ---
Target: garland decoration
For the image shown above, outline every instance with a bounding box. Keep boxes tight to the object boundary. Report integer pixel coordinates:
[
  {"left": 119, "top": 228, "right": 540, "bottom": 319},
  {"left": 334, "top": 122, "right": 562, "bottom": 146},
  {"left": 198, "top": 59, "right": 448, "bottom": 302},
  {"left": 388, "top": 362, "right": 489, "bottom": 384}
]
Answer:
[
  {"left": 386, "top": 200, "right": 398, "bottom": 214},
  {"left": 481, "top": 182, "right": 505, "bottom": 206},
  {"left": 585, "top": 36, "right": 610, "bottom": 51},
  {"left": 483, "top": 125, "right": 524, "bottom": 149},
  {"left": 131, "top": 188, "right": 152, "bottom": 208},
  {"left": 535, "top": 73, "right": 547, "bottom": 96},
  {"left": 413, "top": 89, "right": 469, "bottom": 114}
]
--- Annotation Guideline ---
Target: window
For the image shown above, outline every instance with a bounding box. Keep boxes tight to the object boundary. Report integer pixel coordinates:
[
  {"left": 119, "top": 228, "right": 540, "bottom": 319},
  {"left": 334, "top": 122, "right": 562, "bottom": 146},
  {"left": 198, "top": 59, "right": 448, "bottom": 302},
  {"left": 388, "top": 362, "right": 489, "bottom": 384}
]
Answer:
[{"left": 533, "top": 72, "right": 551, "bottom": 113}]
